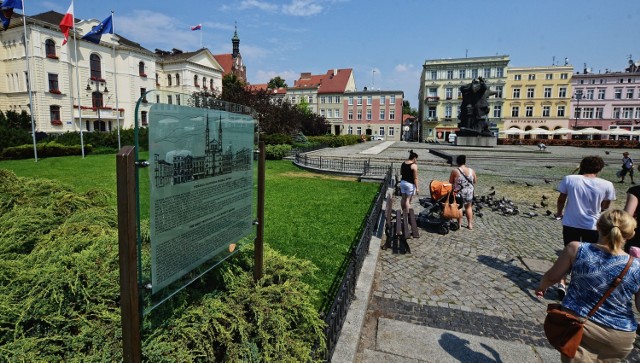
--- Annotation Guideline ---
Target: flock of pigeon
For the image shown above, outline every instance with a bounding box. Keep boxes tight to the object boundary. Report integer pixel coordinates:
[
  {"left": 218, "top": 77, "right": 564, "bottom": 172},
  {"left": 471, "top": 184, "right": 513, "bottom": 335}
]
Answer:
[{"left": 472, "top": 186, "right": 556, "bottom": 220}]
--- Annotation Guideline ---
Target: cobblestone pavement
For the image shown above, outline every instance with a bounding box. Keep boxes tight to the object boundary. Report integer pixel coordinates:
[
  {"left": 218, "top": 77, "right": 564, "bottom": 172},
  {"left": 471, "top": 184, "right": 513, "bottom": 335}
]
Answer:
[{"left": 314, "top": 142, "right": 640, "bottom": 362}]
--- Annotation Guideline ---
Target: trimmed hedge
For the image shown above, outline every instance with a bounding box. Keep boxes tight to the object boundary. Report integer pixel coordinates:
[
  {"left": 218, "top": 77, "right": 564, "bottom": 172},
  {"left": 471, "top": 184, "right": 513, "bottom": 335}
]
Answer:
[
  {"left": 265, "top": 144, "right": 292, "bottom": 160},
  {"left": 306, "top": 135, "right": 360, "bottom": 147},
  {"left": 1, "top": 141, "right": 93, "bottom": 159}
]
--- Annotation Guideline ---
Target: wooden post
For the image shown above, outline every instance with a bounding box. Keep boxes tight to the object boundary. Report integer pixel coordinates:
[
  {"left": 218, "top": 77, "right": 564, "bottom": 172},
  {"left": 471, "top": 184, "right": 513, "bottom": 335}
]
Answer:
[
  {"left": 254, "top": 141, "right": 265, "bottom": 281},
  {"left": 116, "top": 146, "right": 142, "bottom": 363}
]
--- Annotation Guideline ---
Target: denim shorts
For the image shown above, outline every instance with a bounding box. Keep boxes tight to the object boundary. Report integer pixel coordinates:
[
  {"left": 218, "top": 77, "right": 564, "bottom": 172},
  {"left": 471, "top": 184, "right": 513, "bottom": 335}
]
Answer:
[{"left": 399, "top": 180, "right": 415, "bottom": 196}]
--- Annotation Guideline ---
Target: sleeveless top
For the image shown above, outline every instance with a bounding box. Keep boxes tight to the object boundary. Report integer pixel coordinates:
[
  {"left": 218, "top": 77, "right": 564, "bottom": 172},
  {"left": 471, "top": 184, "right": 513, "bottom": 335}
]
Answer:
[
  {"left": 453, "top": 167, "right": 474, "bottom": 203},
  {"left": 401, "top": 162, "right": 415, "bottom": 184},
  {"left": 563, "top": 243, "right": 640, "bottom": 331}
]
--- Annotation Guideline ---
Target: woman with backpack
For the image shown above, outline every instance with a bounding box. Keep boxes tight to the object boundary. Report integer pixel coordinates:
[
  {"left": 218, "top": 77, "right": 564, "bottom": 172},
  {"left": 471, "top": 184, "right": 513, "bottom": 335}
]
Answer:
[{"left": 449, "top": 154, "right": 477, "bottom": 230}]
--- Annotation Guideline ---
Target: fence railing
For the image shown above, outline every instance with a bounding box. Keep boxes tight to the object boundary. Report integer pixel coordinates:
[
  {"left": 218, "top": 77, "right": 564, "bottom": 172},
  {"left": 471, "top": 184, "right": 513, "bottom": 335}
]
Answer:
[
  {"left": 319, "top": 167, "right": 391, "bottom": 361},
  {"left": 294, "top": 154, "right": 393, "bottom": 177}
]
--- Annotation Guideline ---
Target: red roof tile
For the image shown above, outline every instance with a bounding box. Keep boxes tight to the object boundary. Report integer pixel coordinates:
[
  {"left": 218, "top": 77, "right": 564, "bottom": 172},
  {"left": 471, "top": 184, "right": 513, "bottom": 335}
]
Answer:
[
  {"left": 213, "top": 53, "right": 233, "bottom": 76},
  {"left": 292, "top": 68, "right": 352, "bottom": 94}
]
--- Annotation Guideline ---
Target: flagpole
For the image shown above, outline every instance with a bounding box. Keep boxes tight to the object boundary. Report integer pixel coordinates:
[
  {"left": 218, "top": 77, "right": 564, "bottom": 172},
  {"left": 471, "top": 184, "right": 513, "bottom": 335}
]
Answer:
[
  {"left": 200, "top": 28, "right": 202, "bottom": 48},
  {"left": 72, "top": 18, "right": 86, "bottom": 158},
  {"left": 20, "top": 0, "right": 38, "bottom": 162},
  {"left": 111, "top": 11, "right": 121, "bottom": 149}
]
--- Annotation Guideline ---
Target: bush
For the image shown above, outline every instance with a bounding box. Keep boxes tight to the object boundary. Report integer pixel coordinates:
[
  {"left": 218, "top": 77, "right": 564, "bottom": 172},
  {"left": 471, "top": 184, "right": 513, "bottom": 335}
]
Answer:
[
  {"left": 265, "top": 144, "right": 292, "bottom": 160},
  {"left": 307, "top": 135, "right": 359, "bottom": 148},
  {"left": 1, "top": 142, "right": 93, "bottom": 160},
  {"left": 260, "top": 133, "right": 293, "bottom": 145}
]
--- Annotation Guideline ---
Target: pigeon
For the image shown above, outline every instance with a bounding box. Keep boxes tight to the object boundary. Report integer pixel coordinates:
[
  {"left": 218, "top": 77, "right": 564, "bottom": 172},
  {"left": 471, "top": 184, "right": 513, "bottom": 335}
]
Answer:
[
  {"left": 541, "top": 195, "right": 548, "bottom": 200},
  {"left": 509, "top": 179, "right": 517, "bottom": 184},
  {"left": 532, "top": 204, "right": 539, "bottom": 209},
  {"left": 544, "top": 178, "right": 552, "bottom": 184},
  {"left": 526, "top": 212, "right": 538, "bottom": 218},
  {"left": 605, "top": 151, "right": 610, "bottom": 155},
  {"left": 489, "top": 186, "right": 495, "bottom": 190},
  {"left": 488, "top": 190, "right": 496, "bottom": 196},
  {"left": 545, "top": 165, "right": 553, "bottom": 169},
  {"left": 476, "top": 212, "right": 483, "bottom": 218},
  {"left": 545, "top": 210, "right": 553, "bottom": 216},
  {"left": 541, "top": 200, "right": 548, "bottom": 207},
  {"left": 525, "top": 182, "right": 533, "bottom": 187}
]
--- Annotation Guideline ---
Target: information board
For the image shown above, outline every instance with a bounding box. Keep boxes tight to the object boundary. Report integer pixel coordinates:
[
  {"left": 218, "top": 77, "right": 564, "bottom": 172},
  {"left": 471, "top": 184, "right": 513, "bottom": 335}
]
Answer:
[{"left": 148, "top": 103, "right": 254, "bottom": 293}]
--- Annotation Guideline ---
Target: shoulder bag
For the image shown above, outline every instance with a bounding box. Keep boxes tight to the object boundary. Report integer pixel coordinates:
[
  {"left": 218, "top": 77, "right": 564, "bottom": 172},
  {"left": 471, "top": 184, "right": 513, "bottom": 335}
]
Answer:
[
  {"left": 442, "top": 191, "right": 462, "bottom": 219},
  {"left": 543, "top": 256, "right": 634, "bottom": 358}
]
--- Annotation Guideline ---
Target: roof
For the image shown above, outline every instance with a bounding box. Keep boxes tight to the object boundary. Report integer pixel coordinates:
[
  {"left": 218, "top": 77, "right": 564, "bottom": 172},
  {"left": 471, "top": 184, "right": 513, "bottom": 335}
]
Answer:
[
  {"left": 246, "top": 84, "right": 287, "bottom": 95},
  {"left": 292, "top": 68, "right": 353, "bottom": 94},
  {"left": 213, "top": 53, "right": 234, "bottom": 76},
  {"left": 30, "top": 11, "right": 152, "bottom": 54}
]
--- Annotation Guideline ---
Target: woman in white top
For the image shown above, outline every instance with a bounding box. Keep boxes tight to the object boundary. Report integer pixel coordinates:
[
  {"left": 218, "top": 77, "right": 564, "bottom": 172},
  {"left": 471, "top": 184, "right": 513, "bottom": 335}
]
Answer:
[{"left": 449, "top": 155, "right": 477, "bottom": 230}]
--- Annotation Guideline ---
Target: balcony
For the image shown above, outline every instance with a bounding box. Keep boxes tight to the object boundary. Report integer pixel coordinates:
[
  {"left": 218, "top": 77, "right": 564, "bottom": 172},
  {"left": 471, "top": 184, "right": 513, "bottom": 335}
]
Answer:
[{"left": 425, "top": 96, "right": 440, "bottom": 103}]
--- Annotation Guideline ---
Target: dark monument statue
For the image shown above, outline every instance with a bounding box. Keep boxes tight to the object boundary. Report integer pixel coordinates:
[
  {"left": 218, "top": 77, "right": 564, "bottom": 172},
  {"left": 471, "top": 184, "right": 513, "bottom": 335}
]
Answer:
[{"left": 457, "top": 77, "right": 496, "bottom": 136}]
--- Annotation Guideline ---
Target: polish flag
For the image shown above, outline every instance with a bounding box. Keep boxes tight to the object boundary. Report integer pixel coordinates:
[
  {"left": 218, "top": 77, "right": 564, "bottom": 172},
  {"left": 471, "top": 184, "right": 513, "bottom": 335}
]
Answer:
[
  {"left": 191, "top": 24, "right": 202, "bottom": 31},
  {"left": 59, "top": 1, "right": 74, "bottom": 45}
]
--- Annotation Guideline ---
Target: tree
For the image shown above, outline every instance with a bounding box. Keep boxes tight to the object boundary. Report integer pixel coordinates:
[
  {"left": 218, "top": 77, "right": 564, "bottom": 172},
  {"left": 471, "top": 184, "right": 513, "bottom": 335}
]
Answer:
[
  {"left": 221, "top": 73, "right": 246, "bottom": 104},
  {"left": 0, "top": 110, "right": 31, "bottom": 151},
  {"left": 267, "top": 76, "right": 287, "bottom": 89},
  {"left": 402, "top": 100, "right": 418, "bottom": 116}
]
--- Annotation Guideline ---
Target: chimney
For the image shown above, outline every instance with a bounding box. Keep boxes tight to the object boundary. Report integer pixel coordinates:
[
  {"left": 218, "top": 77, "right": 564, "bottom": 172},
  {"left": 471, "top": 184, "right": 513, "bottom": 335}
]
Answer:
[
  {"left": 333, "top": 68, "right": 338, "bottom": 76},
  {"left": 300, "top": 72, "right": 311, "bottom": 79}
]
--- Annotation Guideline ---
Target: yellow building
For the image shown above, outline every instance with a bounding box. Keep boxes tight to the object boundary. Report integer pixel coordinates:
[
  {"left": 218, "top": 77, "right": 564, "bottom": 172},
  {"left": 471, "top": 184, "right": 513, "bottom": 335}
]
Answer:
[{"left": 502, "top": 66, "right": 573, "bottom": 138}]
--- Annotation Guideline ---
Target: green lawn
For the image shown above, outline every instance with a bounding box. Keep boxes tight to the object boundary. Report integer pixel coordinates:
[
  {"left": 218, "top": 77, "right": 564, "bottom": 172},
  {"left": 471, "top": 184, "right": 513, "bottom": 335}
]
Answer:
[{"left": 0, "top": 154, "right": 380, "bottom": 310}]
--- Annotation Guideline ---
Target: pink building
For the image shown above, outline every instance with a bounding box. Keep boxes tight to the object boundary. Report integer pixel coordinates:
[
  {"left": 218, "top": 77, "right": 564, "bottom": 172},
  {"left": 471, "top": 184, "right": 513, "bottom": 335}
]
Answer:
[
  {"left": 571, "top": 60, "right": 640, "bottom": 134},
  {"left": 342, "top": 88, "right": 404, "bottom": 141}
]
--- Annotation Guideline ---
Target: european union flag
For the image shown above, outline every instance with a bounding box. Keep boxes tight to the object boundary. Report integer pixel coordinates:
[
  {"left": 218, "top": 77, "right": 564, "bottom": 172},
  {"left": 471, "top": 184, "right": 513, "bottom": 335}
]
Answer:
[
  {"left": 1, "top": 0, "right": 23, "bottom": 10},
  {"left": 82, "top": 14, "right": 113, "bottom": 44},
  {"left": 0, "top": 0, "right": 23, "bottom": 30}
]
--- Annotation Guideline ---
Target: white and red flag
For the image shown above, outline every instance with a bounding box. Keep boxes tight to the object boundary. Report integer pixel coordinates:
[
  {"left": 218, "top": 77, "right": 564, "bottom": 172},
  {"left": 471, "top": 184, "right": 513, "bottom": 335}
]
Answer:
[{"left": 59, "top": 1, "right": 74, "bottom": 45}]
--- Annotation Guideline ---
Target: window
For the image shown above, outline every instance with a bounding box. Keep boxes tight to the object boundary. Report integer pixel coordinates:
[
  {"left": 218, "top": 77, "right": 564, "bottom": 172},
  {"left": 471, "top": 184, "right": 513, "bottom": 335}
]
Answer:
[
  {"left": 557, "top": 105, "right": 565, "bottom": 117},
  {"left": 141, "top": 111, "right": 148, "bottom": 126},
  {"left": 613, "top": 107, "right": 620, "bottom": 118},
  {"left": 138, "top": 61, "right": 146, "bottom": 76},
  {"left": 583, "top": 108, "right": 594, "bottom": 119},
  {"left": 459, "top": 69, "right": 466, "bottom": 79},
  {"left": 357, "top": 96, "right": 362, "bottom": 105},
  {"left": 380, "top": 95, "right": 385, "bottom": 104},
  {"left": 514, "top": 74, "right": 522, "bottom": 81},
  {"left": 558, "top": 87, "right": 567, "bottom": 98},
  {"left": 140, "top": 88, "right": 147, "bottom": 102},
  {"left": 202, "top": 77, "right": 207, "bottom": 89},
  {"left": 544, "top": 87, "right": 552, "bottom": 98},
  {"left": 445, "top": 88, "right": 453, "bottom": 99},
  {"left": 389, "top": 109, "right": 395, "bottom": 120},
  {"left": 379, "top": 127, "right": 385, "bottom": 136},
  {"left": 348, "top": 126, "right": 353, "bottom": 134},
  {"left": 528, "top": 74, "right": 535, "bottom": 80},
  {"left": 210, "top": 79, "right": 214, "bottom": 90},
  {"left": 48, "top": 73, "right": 59, "bottom": 92},
  {"left": 597, "top": 89, "right": 605, "bottom": 99},
  {"left": 194, "top": 75, "right": 199, "bottom": 87},
  {"left": 320, "top": 96, "right": 325, "bottom": 104},
  {"left": 586, "top": 89, "right": 594, "bottom": 100},
  {"left": 445, "top": 104, "right": 452, "bottom": 117},
  {"left": 167, "top": 74, "right": 172, "bottom": 86},
  {"left": 92, "top": 91, "right": 104, "bottom": 108},
  {"left": 560, "top": 73, "right": 568, "bottom": 79},
  {"left": 176, "top": 95, "right": 180, "bottom": 105},
  {"left": 447, "top": 70, "right": 453, "bottom": 79},
  {"left": 627, "top": 89, "right": 634, "bottom": 99},
  {"left": 575, "top": 107, "right": 581, "bottom": 118},
  {"left": 430, "top": 70, "right": 437, "bottom": 80},
  {"left": 623, "top": 107, "right": 634, "bottom": 118},
  {"left": 156, "top": 95, "right": 160, "bottom": 103},
  {"left": 471, "top": 69, "right": 478, "bottom": 79},
  {"left": 390, "top": 95, "right": 395, "bottom": 104},
  {"left": 49, "top": 105, "right": 61, "bottom": 123},
  {"left": 356, "top": 127, "right": 362, "bottom": 135},
  {"left": 336, "top": 96, "right": 341, "bottom": 103},
  {"left": 527, "top": 88, "right": 535, "bottom": 98},
  {"left": 357, "top": 110, "right": 362, "bottom": 120},
  {"left": 379, "top": 109, "right": 385, "bottom": 120},
  {"left": 427, "top": 107, "right": 436, "bottom": 118},
  {"left": 389, "top": 127, "right": 395, "bottom": 136},
  {"left": 428, "top": 88, "right": 437, "bottom": 97},
  {"left": 493, "top": 105, "right": 502, "bottom": 118},
  {"left": 320, "top": 109, "right": 325, "bottom": 117},
  {"left": 513, "top": 88, "right": 520, "bottom": 98},
  {"left": 635, "top": 107, "right": 640, "bottom": 118},
  {"left": 45, "top": 39, "right": 57, "bottom": 58},
  {"left": 348, "top": 96, "right": 353, "bottom": 105},
  {"left": 167, "top": 95, "right": 173, "bottom": 104},
  {"left": 483, "top": 68, "right": 491, "bottom": 78},
  {"left": 334, "top": 109, "right": 340, "bottom": 118},
  {"left": 496, "top": 68, "right": 504, "bottom": 77},
  {"left": 614, "top": 89, "right": 622, "bottom": 99},
  {"left": 542, "top": 105, "right": 550, "bottom": 117},
  {"left": 511, "top": 106, "right": 520, "bottom": 117},
  {"left": 308, "top": 95, "right": 313, "bottom": 104},
  {"left": 366, "top": 109, "right": 372, "bottom": 120},
  {"left": 290, "top": 96, "right": 296, "bottom": 103},
  {"left": 327, "top": 96, "right": 333, "bottom": 104},
  {"left": 348, "top": 110, "right": 353, "bottom": 120},
  {"left": 155, "top": 73, "right": 159, "bottom": 85},
  {"left": 525, "top": 106, "right": 533, "bottom": 117},
  {"left": 546, "top": 73, "right": 553, "bottom": 80},
  {"left": 367, "top": 95, "right": 372, "bottom": 104},
  {"left": 90, "top": 54, "right": 102, "bottom": 79},
  {"left": 495, "top": 85, "right": 503, "bottom": 98},
  {"left": 596, "top": 107, "right": 604, "bottom": 118}
]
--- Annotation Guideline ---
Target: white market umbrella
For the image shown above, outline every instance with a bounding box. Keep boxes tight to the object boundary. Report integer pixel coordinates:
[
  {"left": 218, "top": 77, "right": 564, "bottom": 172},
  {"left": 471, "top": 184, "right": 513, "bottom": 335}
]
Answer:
[
  {"left": 631, "top": 130, "right": 640, "bottom": 136},
  {"left": 501, "top": 127, "right": 526, "bottom": 135},
  {"left": 606, "top": 128, "right": 632, "bottom": 136},
  {"left": 526, "top": 127, "right": 552, "bottom": 135},
  {"left": 577, "top": 127, "right": 606, "bottom": 135},
  {"left": 551, "top": 127, "right": 573, "bottom": 135}
]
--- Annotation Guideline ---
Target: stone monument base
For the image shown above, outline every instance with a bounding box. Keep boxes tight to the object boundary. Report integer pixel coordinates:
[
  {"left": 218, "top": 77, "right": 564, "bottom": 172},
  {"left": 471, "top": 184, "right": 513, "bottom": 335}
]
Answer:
[{"left": 455, "top": 135, "right": 497, "bottom": 147}]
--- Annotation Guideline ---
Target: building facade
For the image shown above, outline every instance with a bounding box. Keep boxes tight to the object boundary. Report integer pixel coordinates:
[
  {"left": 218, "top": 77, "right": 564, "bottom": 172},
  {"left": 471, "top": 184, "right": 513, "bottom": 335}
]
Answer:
[
  {"left": 419, "top": 55, "right": 509, "bottom": 142},
  {"left": 343, "top": 89, "right": 403, "bottom": 140},
  {"left": 502, "top": 65, "right": 573, "bottom": 136},
  {"left": 0, "top": 11, "right": 157, "bottom": 133},
  {"left": 570, "top": 60, "right": 640, "bottom": 133}
]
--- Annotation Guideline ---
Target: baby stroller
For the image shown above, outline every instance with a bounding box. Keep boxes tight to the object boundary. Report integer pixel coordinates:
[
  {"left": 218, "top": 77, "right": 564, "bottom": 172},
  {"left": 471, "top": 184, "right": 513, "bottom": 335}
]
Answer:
[{"left": 417, "top": 180, "right": 461, "bottom": 235}]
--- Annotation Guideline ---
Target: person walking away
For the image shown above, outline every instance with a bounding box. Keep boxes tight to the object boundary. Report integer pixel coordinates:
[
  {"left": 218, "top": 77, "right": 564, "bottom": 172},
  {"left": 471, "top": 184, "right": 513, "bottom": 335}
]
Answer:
[
  {"left": 623, "top": 175, "right": 640, "bottom": 254},
  {"left": 399, "top": 150, "right": 419, "bottom": 214},
  {"left": 555, "top": 156, "right": 616, "bottom": 299},
  {"left": 449, "top": 154, "right": 476, "bottom": 230},
  {"left": 535, "top": 209, "right": 640, "bottom": 362},
  {"left": 619, "top": 152, "right": 635, "bottom": 184}
]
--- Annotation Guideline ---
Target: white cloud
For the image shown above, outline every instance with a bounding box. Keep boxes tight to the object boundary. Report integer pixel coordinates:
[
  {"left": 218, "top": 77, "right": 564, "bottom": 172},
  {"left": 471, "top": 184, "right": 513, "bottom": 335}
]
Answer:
[
  {"left": 253, "top": 70, "right": 298, "bottom": 85},
  {"left": 394, "top": 64, "right": 415, "bottom": 73},
  {"left": 238, "top": 0, "right": 279, "bottom": 12},
  {"left": 283, "top": 0, "right": 323, "bottom": 16}
]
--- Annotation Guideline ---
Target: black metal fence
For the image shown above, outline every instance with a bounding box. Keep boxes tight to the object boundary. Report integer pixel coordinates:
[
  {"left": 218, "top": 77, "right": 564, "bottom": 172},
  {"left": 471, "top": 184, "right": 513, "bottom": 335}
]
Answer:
[
  {"left": 320, "top": 167, "right": 391, "bottom": 361},
  {"left": 294, "top": 154, "right": 393, "bottom": 177}
]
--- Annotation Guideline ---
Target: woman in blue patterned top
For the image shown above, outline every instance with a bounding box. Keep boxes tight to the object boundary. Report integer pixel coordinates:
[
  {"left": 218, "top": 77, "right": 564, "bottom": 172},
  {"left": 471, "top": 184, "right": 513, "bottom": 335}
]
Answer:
[{"left": 536, "top": 209, "right": 640, "bottom": 362}]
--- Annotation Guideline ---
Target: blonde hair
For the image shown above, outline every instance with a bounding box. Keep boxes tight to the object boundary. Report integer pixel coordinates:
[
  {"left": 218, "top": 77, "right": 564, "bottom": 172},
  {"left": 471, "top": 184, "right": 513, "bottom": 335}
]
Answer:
[{"left": 597, "top": 209, "right": 637, "bottom": 253}]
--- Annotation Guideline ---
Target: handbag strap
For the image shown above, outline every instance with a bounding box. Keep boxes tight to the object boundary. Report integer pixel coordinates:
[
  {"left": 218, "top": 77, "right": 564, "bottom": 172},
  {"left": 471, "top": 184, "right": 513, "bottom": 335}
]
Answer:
[
  {"left": 586, "top": 256, "right": 634, "bottom": 317},
  {"left": 458, "top": 168, "right": 473, "bottom": 184}
]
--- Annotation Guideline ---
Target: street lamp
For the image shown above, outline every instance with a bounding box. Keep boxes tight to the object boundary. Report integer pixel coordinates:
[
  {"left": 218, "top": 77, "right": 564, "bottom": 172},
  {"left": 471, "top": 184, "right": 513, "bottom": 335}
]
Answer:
[
  {"left": 86, "top": 79, "right": 109, "bottom": 132},
  {"left": 573, "top": 89, "right": 583, "bottom": 129}
]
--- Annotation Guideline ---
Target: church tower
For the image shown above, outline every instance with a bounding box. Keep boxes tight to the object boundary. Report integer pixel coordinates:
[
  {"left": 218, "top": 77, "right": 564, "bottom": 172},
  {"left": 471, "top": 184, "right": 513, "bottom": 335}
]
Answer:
[{"left": 232, "top": 23, "right": 240, "bottom": 59}]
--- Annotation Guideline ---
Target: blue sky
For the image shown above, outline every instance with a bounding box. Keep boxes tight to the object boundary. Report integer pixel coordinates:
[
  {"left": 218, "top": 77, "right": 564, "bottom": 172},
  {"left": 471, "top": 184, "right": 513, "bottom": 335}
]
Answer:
[{"left": 25, "top": 0, "right": 640, "bottom": 108}]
